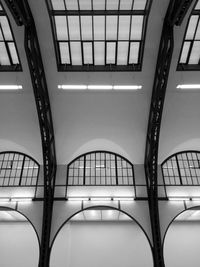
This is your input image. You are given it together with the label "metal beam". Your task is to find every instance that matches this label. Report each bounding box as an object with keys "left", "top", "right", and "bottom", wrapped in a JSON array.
[
  {"left": 4, "top": 1, "right": 57, "bottom": 267},
  {"left": 144, "top": 0, "right": 194, "bottom": 266}
]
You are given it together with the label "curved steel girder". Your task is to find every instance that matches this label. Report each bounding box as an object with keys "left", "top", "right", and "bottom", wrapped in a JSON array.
[
  {"left": 145, "top": 0, "right": 194, "bottom": 266},
  {"left": 4, "top": 0, "right": 57, "bottom": 266}
]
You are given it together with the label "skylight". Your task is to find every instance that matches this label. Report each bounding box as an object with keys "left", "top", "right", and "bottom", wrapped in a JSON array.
[
  {"left": 178, "top": 0, "right": 200, "bottom": 70},
  {"left": 47, "top": 0, "right": 151, "bottom": 71},
  {"left": 0, "top": 2, "right": 21, "bottom": 71}
]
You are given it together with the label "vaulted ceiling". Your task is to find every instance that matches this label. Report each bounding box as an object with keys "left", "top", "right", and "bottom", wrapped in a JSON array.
[{"left": 0, "top": 0, "right": 200, "bottom": 166}]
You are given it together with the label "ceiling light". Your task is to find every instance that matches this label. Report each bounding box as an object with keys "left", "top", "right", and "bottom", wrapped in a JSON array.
[
  {"left": 67, "top": 197, "right": 89, "bottom": 201},
  {"left": 113, "top": 85, "right": 142, "bottom": 90},
  {"left": 88, "top": 85, "right": 112, "bottom": 90},
  {"left": 113, "top": 197, "right": 135, "bottom": 201},
  {"left": 11, "top": 198, "right": 32, "bottom": 202},
  {"left": 177, "top": 84, "right": 200, "bottom": 89},
  {"left": 58, "top": 85, "right": 87, "bottom": 90},
  {"left": 0, "top": 85, "right": 22, "bottom": 90},
  {"left": 168, "top": 197, "right": 190, "bottom": 201},
  {"left": 90, "top": 197, "right": 112, "bottom": 201}
]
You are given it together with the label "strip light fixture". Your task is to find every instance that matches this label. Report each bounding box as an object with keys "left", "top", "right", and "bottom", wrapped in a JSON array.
[
  {"left": 168, "top": 197, "right": 190, "bottom": 201},
  {"left": 0, "top": 85, "right": 22, "bottom": 90},
  {"left": 177, "top": 84, "right": 200, "bottom": 89},
  {"left": 67, "top": 196, "right": 135, "bottom": 201},
  {"left": 58, "top": 85, "right": 142, "bottom": 90},
  {"left": 0, "top": 197, "right": 32, "bottom": 202}
]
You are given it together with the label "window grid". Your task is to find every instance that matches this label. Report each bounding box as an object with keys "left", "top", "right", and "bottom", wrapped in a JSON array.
[
  {"left": 67, "top": 151, "right": 135, "bottom": 186},
  {"left": 162, "top": 151, "right": 200, "bottom": 185},
  {"left": 178, "top": 0, "right": 200, "bottom": 70},
  {"left": 0, "top": 2, "right": 21, "bottom": 71},
  {"left": 0, "top": 152, "right": 39, "bottom": 187},
  {"left": 46, "top": 0, "right": 151, "bottom": 71}
]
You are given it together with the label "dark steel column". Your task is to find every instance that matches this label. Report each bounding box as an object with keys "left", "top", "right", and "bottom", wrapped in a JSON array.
[
  {"left": 4, "top": 1, "right": 57, "bottom": 266},
  {"left": 144, "top": 0, "right": 194, "bottom": 266}
]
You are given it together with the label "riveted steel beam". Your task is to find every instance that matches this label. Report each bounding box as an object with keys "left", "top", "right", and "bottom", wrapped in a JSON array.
[
  {"left": 145, "top": 0, "right": 194, "bottom": 266},
  {"left": 4, "top": 0, "right": 57, "bottom": 266}
]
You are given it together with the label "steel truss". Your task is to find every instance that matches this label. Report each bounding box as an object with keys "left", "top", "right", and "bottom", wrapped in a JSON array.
[
  {"left": 145, "top": 0, "right": 194, "bottom": 266},
  {"left": 4, "top": 0, "right": 57, "bottom": 266}
]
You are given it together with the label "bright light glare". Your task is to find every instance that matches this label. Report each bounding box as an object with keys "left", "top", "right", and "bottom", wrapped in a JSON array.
[
  {"left": 168, "top": 197, "right": 190, "bottom": 201},
  {"left": 11, "top": 198, "right": 32, "bottom": 202},
  {"left": 0, "top": 85, "right": 22, "bottom": 90},
  {"left": 67, "top": 197, "right": 89, "bottom": 201},
  {"left": 58, "top": 85, "right": 87, "bottom": 90},
  {"left": 58, "top": 85, "right": 142, "bottom": 90},
  {"left": 0, "top": 198, "right": 10, "bottom": 202},
  {"left": 113, "top": 197, "right": 134, "bottom": 201},
  {"left": 192, "top": 198, "right": 200, "bottom": 201},
  {"left": 177, "top": 84, "right": 200, "bottom": 89},
  {"left": 90, "top": 197, "right": 112, "bottom": 201},
  {"left": 113, "top": 85, "right": 142, "bottom": 90}
]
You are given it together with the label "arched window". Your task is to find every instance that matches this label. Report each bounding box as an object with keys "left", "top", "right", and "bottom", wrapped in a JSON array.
[
  {"left": 0, "top": 151, "right": 39, "bottom": 186},
  {"left": 0, "top": 1, "right": 21, "bottom": 71},
  {"left": 161, "top": 151, "right": 200, "bottom": 185},
  {"left": 178, "top": 0, "right": 200, "bottom": 70},
  {"left": 67, "top": 151, "right": 135, "bottom": 186}
]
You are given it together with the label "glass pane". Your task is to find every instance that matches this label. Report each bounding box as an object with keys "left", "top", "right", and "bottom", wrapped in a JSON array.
[
  {"left": 133, "top": 0, "right": 147, "bottom": 10},
  {"left": 59, "top": 42, "right": 70, "bottom": 63},
  {"left": 8, "top": 42, "right": 19, "bottom": 64},
  {"left": 83, "top": 42, "right": 93, "bottom": 64},
  {"left": 93, "top": 0, "right": 105, "bottom": 9},
  {"left": 106, "top": 42, "right": 116, "bottom": 64},
  {"left": 131, "top": 16, "right": 143, "bottom": 40},
  {"left": 106, "top": 16, "right": 118, "bottom": 40},
  {"left": 81, "top": 16, "right": 92, "bottom": 40},
  {"left": 189, "top": 41, "right": 200, "bottom": 64},
  {"left": 68, "top": 16, "right": 80, "bottom": 40},
  {"left": 129, "top": 42, "right": 139, "bottom": 63},
  {"left": 195, "top": 20, "right": 200, "bottom": 39},
  {"left": 94, "top": 16, "right": 105, "bottom": 40},
  {"left": 195, "top": 0, "right": 200, "bottom": 10},
  {"left": 0, "top": 42, "right": 10, "bottom": 65},
  {"left": 118, "top": 16, "right": 130, "bottom": 40},
  {"left": 107, "top": 0, "right": 119, "bottom": 10},
  {"left": 120, "top": 0, "right": 133, "bottom": 10},
  {"left": 186, "top": 15, "right": 198, "bottom": 40},
  {"left": 117, "top": 41, "right": 128, "bottom": 64},
  {"left": 79, "top": 0, "right": 91, "bottom": 9},
  {"left": 51, "top": 0, "right": 65, "bottom": 10},
  {"left": 94, "top": 42, "right": 105, "bottom": 65},
  {"left": 180, "top": 42, "right": 190, "bottom": 63},
  {"left": 70, "top": 41, "right": 82, "bottom": 64},
  {"left": 55, "top": 16, "right": 68, "bottom": 40},
  {"left": 65, "top": 0, "right": 78, "bottom": 9},
  {"left": 0, "top": 17, "right": 12, "bottom": 40}
]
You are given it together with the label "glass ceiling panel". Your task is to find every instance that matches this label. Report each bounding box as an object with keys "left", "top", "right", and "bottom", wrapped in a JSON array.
[
  {"left": 178, "top": 0, "right": 200, "bottom": 70},
  {"left": 0, "top": 1, "right": 21, "bottom": 71},
  {"left": 48, "top": 0, "right": 151, "bottom": 71}
]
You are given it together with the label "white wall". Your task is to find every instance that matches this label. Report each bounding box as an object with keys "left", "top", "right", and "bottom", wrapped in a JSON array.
[
  {"left": 50, "top": 221, "right": 153, "bottom": 267},
  {"left": 0, "top": 222, "right": 39, "bottom": 267},
  {"left": 164, "top": 221, "right": 200, "bottom": 267}
]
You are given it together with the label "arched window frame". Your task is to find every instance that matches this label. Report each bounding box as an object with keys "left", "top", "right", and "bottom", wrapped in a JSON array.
[
  {"left": 161, "top": 150, "right": 200, "bottom": 186},
  {"left": 0, "top": 151, "right": 40, "bottom": 187},
  {"left": 66, "top": 150, "right": 135, "bottom": 186}
]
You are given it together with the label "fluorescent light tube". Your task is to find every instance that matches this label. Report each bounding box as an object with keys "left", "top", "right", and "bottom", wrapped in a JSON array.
[
  {"left": 177, "top": 84, "right": 200, "bottom": 89},
  {"left": 88, "top": 85, "right": 112, "bottom": 90},
  {"left": 0, "top": 85, "right": 22, "bottom": 90},
  {"left": 113, "top": 197, "right": 134, "bottom": 201},
  {"left": 11, "top": 198, "right": 32, "bottom": 202},
  {"left": 58, "top": 85, "right": 87, "bottom": 90},
  {"left": 67, "top": 197, "right": 89, "bottom": 201},
  {"left": 113, "top": 85, "right": 142, "bottom": 90},
  {"left": 90, "top": 197, "right": 112, "bottom": 201},
  {"left": 168, "top": 197, "right": 190, "bottom": 201},
  {"left": 0, "top": 198, "right": 10, "bottom": 202}
]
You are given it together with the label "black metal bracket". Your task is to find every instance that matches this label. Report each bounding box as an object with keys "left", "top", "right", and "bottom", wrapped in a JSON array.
[
  {"left": 4, "top": 0, "right": 57, "bottom": 267},
  {"left": 144, "top": 0, "right": 194, "bottom": 266}
]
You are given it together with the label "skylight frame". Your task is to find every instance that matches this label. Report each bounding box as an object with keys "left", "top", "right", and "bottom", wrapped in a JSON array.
[
  {"left": 46, "top": 0, "right": 152, "bottom": 71},
  {"left": 0, "top": 2, "right": 22, "bottom": 71},
  {"left": 177, "top": 0, "right": 200, "bottom": 71}
]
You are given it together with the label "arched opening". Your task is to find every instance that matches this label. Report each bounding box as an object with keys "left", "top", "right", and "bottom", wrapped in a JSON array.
[
  {"left": 0, "top": 207, "right": 40, "bottom": 267},
  {"left": 50, "top": 206, "right": 153, "bottom": 267},
  {"left": 163, "top": 206, "right": 200, "bottom": 267}
]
